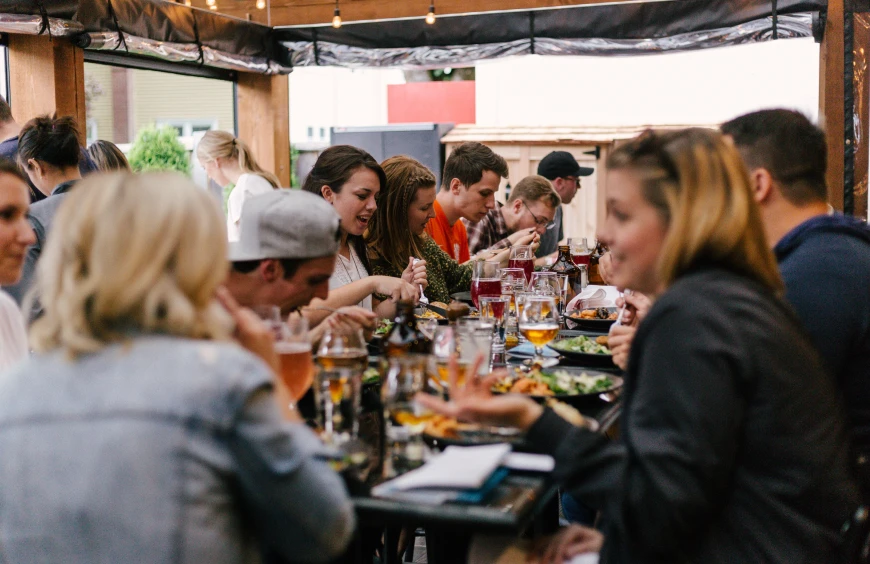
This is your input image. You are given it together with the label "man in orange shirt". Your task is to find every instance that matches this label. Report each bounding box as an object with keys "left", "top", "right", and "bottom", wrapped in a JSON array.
[{"left": 426, "top": 142, "right": 509, "bottom": 262}]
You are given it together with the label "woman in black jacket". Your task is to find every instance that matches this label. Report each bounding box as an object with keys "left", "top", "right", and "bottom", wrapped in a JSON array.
[{"left": 421, "top": 128, "right": 860, "bottom": 564}]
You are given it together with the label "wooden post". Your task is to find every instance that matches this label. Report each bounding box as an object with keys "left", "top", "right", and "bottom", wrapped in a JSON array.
[
  {"left": 852, "top": 10, "right": 870, "bottom": 220},
  {"left": 236, "top": 73, "right": 291, "bottom": 187},
  {"left": 7, "top": 34, "right": 86, "bottom": 145},
  {"left": 820, "top": 0, "right": 846, "bottom": 212}
]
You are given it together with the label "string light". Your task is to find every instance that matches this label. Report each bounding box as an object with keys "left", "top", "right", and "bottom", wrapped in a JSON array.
[
  {"left": 256, "top": 0, "right": 265, "bottom": 8},
  {"left": 184, "top": 0, "right": 191, "bottom": 5},
  {"left": 206, "top": 0, "right": 215, "bottom": 5},
  {"left": 209, "top": 4, "right": 217, "bottom": 9},
  {"left": 332, "top": 0, "right": 342, "bottom": 28},
  {"left": 425, "top": 2, "right": 436, "bottom": 24}
]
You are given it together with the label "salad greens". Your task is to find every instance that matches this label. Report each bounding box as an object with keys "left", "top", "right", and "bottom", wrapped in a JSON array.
[
  {"left": 538, "top": 369, "right": 614, "bottom": 395},
  {"left": 374, "top": 320, "right": 393, "bottom": 337},
  {"left": 550, "top": 335, "right": 611, "bottom": 355}
]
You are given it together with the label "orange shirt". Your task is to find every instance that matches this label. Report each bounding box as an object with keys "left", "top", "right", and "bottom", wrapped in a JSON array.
[{"left": 425, "top": 199, "right": 471, "bottom": 263}]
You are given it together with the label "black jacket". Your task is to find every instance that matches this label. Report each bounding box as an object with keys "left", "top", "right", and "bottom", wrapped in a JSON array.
[
  {"left": 527, "top": 266, "right": 859, "bottom": 564},
  {"left": 774, "top": 213, "right": 870, "bottom": 455}
]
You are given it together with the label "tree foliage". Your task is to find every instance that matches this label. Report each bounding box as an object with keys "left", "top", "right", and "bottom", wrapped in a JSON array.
[{"left": 128, "top": 125, "right": 190, "bottom": 174}]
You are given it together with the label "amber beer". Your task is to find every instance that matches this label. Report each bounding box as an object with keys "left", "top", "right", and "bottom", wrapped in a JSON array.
[
  {"left": 276, "top": 342, "right": 315, "bottom": 401},
  {"left": 434, "top": 360, "right": 470, "bottom": 388},
  {"left": 520, "top": 324, "right": 560, "bottom": 347},
  {"left": 316, "top": 350, "right": 367, "bottom": 403}
]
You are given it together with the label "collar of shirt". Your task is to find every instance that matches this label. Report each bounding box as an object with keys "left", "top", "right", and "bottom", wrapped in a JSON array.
[{"left": 51, "top": 180, "right": 77, "bottom": 196}]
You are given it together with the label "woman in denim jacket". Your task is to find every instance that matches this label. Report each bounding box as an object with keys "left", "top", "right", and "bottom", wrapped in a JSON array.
[{"left": 0, "top": 172, "right": 354, "bottom": 563}]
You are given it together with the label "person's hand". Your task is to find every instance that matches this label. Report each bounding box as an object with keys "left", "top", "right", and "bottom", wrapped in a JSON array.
[
  {"left": 215, "top": 287, "right": 278, "bottom": 374},
  {"left": 598, "top": 252, "right": 614, "bottom": 285},
  {"left": 325, "top": 306, "right": 378, "bottom": 337},
  {"left": 372, "top": 276, "right": 419, "bottom": 303},
  {"left": 615, "top": 290, "right": 652, "bottom": 327},
  {"left": 415, "top": 355, "right": 544, "bottom": 431},
  {"left": 401, "top": 257, "right": 428, "bottom": 289},
  {"left": 508, "top": 227, "right": 537, "bottom": 246},
  {"left": 607, "top": 324, "right": 636, "bottom": 371},
  {"left": 532, "top": 525, "right": 604, "bottom": 564}
]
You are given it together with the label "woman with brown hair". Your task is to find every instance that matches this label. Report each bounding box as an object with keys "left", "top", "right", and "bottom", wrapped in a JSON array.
[
  {"left": 196, "top": 130, "right": 280, "bottom": 241},
  {"left": 367, "top": 155, "right": 471, "bottom": 304},
  {"left": 423, "top": 128, "right": 859, "bottom": 564}
]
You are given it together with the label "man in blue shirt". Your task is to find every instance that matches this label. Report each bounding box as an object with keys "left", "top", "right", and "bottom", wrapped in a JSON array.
[{"left": 723, "top": 110, "right": 870, "bottom": 474}]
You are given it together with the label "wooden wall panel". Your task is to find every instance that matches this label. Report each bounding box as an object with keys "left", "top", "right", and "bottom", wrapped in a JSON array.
[
  {"left": 820, "top": 0, "right": 845, "bottom": 211},
  {"left": 237, "top": 73, "right": 291, "bottom": 186}
]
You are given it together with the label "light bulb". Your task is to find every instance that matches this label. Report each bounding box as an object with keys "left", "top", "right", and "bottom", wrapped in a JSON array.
[
  {"left": 332, "top": 12, "right": 342, "bottom": 28},
  {"left": 209, "top": 3, "right": 217, "bottom": 9},
  {"left": 206, "top": 0, "right": 215, "bottom": 5},
  {"left": 425, "top": 11, "right": 435, "bottom": 24},
  {"left": 184, "top": 0, "right": 191, "bottom": 5},
  {"left": 256, "top": 0, "right": 265, "bottom": 8}
]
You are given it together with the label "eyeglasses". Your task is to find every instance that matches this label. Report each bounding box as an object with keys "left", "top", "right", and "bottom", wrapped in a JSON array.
[
  {"left": 561, "top": 176, "right": 580, "bottom": 186},
  {"left": 521, "top": 200, "right": 553, "bottom": 228}
]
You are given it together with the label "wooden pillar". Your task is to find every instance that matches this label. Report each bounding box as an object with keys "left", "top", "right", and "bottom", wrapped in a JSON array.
[
  {"left": 820, "top": 0, "right": 846, "bottom": 212},
  {"left": 7, "top": 34, "right": 86, "bottom": 145},
  {"left": 852, "top": 10, "right": 870, "bottom": 220},
  {"left": 236, "top": 73, "right": 291, "bottom": 187}
]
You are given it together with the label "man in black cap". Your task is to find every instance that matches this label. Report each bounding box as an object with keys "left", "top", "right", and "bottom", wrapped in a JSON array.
[{"left": 536, "top": 151, "right": 594, "bottom": 258}]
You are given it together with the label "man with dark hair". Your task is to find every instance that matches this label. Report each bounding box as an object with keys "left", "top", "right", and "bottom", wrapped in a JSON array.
[
  {"left": 463, "top": 174, "right": 556, "bottom": 255},
  {"left": 723, "top": 109, "right": 870, "bottom": 470},
  {"left": 425, "top": 142, "right": 509, "bottom": 262},
  {"left": 536, "top": 151, "right": 594, "bottom": 257},
  {"left": 0, "top": 97, "right": 97, "bottom": 201},
  {"left": 225, "top": 189, "right": 375, "bottom": 339}
]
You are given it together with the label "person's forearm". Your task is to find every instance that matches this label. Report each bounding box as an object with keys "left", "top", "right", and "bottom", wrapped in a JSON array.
[
  {"left": 306, "top": 278, "right": 375, "bottom": 325},
  {"left": 374, "top": 299, "right": 397, "bottom": 319}
]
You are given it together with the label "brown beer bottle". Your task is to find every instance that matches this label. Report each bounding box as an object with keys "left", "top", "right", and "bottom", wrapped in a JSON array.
[
  {"left": 384, "top": 301, "right": 433, "bottom": 357},
  {"left": 545, "top": 245, "right": 582, "bottom": 301}
]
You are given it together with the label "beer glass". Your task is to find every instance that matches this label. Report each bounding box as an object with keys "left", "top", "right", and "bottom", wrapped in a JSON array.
[
  {"left": 471, "top": 260, "right": 501, "bottom": 309},
  {"left": 480, "top": 295, "right": 511, "bottom": 348},
  {"left": 276, "top": 315, "right": 314, "bottom": 411},
  {"left": 500, "top": 267, "right": 527, "bottom": 316},
  {"left": 382, "top": 354, "right": 433, "bottom": 473},
  {"left": 315, "top": 326, "right": 367, "bottom": 444},
  {"left": 518, "top": 295, "right": 559, "bottom": 364},
  {"left": 508, "top": 244, "right": 534, "bottom": 283}
]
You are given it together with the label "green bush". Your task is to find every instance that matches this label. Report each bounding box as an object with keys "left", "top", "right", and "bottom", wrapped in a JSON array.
[{"left": 128, "top": 125, "right": 190, "bottom": 174}]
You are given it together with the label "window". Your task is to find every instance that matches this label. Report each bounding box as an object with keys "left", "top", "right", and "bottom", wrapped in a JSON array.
[
  {"left": 157, "top": 120, "right": 218, "bottom": 138},
  {"left": 307, "top": 126, "right": 314, "bottom": 139}
]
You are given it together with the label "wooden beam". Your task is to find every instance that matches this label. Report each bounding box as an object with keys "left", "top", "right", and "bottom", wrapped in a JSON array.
[
  {"left": 200, "top": 0, "right": 647, "bottom": 27},
  {"left": 236, "top": 73, "right": 291, "bottom": 186},
  {"left": 820, "top": 0, "right": 845, "bottom": 212},
  {"left": 7, "top": 34, "right": 86, "bottom": 145},
  {"left": 852, "top": 12, "right": 870, "bottom": 220}
]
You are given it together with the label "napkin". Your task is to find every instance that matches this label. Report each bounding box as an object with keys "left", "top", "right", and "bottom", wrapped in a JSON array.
[
  {"left": 379, "top": 444, "right": 511, "bottom": 492},
  {"left": 566, "top": 285, "right": 620, "bottom": 312},
  {"left": 506, "top": 342, "right": 560, "bottom": 359}
]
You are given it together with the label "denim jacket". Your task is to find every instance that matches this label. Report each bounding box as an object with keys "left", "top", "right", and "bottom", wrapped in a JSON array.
[{"left": 0, "top": 335, "right": 354, "bottom": 563}]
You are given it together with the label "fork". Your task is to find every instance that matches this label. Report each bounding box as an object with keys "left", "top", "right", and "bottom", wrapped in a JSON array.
[
  {"left": 612, "top": 289, "right": 633, "bottom": 327},
  {"left": 412, "top": 258, "right": 429, "bottom": 308}
]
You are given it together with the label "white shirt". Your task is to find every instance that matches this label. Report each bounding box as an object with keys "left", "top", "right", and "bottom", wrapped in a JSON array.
[
  {"left": 0, "top": 290, "right": 27, "bottom": 371},
  {"left": 226, "top": 174, "right": 275, "bottom": 241},
  {"left": 328, "top": 244, "right": 372, "bottom": 311}
]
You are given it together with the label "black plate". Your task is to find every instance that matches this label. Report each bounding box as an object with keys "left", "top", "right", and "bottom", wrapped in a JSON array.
[
  {"left": 563, "top": 307, "right": 618, "bottom": 332},
  {"left": 548, "top": 337, "right": 616, "bottom": 368},
  {"left": 498, "top": 367, "right": 623, "bottom": 407},
  {"left": 423, "top": 425, "right": 525, "bottom": 449},
  {"left": 450, "top": 291, "right": 474, "bottom": 305}
]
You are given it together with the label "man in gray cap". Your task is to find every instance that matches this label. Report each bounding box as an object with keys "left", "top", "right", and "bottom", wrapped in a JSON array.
[
  {"left": 536, "top": 151, "right": 595, "bottom": 258},
  {"left": 225, "top": 189, "right": 375, "bottom": 333}
]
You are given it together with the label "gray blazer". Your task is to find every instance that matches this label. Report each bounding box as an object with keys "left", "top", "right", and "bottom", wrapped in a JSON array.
[{"left": 0, "top": 335, "right": 354, "bottom": 563}]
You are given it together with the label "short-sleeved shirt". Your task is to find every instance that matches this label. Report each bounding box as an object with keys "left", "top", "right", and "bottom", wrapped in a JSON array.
[
  {"left": 226, "top": 174, "right": 275, "bottom": 241},
  {"left": 424, "top": 199, "right": 470, "bottom": 263}
]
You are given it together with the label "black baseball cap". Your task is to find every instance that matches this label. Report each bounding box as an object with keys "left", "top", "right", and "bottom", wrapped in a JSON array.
[{"left": 537, "top": 151, "right": 595, "bottom": 180}]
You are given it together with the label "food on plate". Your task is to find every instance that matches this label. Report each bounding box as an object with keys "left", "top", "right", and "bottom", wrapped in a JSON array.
[
  {"left": 424, "top": 414, "right": 461, "bottom": 438},
  {"left": 417, "top": 308, "right": 445, "bottom": 320},
  {"left": 570, "top": 307, "right": 618, "bottom": 320},
  {"left": 550, "top": 335, "right": 612, "bottom": 355},
  {"left": 494, "top": 367, "right": 614, "bottom": 396},
  {"left": 374, "top": 319, "right": 393, "bottom": 336},
  {"left": 446, "top": 300, "right": 471, "bottom": 321},
  {"left": 595, "top": 335, "right": 609, "bottom": 347}
]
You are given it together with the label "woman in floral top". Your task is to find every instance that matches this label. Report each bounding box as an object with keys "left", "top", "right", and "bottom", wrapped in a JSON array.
[{"left": 367, "top": 156, "right": 472, "bottom": 304}]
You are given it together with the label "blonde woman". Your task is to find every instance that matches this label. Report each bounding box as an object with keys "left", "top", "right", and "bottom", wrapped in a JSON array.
[
  {"left": 424, "top": 129, "right": 859, "bottom": 564},
  {"left": 196, "top": 130, "right": 280, "bottom": 241},
  {"left": 0, "top": 172, "right": 353, "bottom": 562},
  {"left": 86, "top": 140, "right": 131, "bottom": 172}
]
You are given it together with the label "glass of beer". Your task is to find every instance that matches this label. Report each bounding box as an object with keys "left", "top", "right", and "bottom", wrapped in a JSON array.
[
  {"left": 315, "top": 326, "right": 367, "bottom": 444},
  {"left": 382, "top": 354, "right": 434, "bottom": 474},
  {"left": 276, "top": 315, "right": 314, "bottom": 410},
  {"left": 518, "top": 295, "right": 560, "bottom": 364}
]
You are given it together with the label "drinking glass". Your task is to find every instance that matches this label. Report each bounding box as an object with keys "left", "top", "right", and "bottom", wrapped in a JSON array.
[
  {"left": 471, "top": 261, "right": 501, "bottom": 309},
  {"left": 529, "top": 271, "right": 561, "bottom": 312},
  {"left": 430, "top": 325, "right": 460, "bottom": 393},
  {"left": 518, "top": 295, "right": 560, "bottom": 364},
  {"left": 568, "top": 237, "right": 592, "bottom": 266},
  {"left": 508, "top": 245, "right": 535, "bottom": 284},
  {"left": 479, "top": 295, "right": 511, "bottom": 348},
  {"left": 276, "top": 315, "right": 314, "bottom": 411},
  {"left": 417, "top": 317, "right": 438, "bottom": 340},
  {"left": 382, "top": 354, "right": 433, "bottom": 473},
  {"left": 253, "top": 304, "right": 283, "bottom": 340},
  {"left": 315, "top": 326, "right": 367, "bottom": 444},
  {"left": 500, "top": 267, "right": 527, "bottom": 316},
  {"left": 456, "top": 317, "right": 494, "bottom": 378}
]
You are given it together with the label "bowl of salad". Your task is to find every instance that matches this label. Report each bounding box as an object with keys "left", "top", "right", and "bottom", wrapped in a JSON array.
[
  {"left": 494, "top": 366, "right": 622, "bottom": 405},
  {"left": 547, "top": 334, "right": 616, "bottom": 367}
]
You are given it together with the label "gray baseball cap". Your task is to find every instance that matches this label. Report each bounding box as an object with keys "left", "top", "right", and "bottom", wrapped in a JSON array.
[{"left": 228, "top": 189, "right": 341, "bottom": 262}]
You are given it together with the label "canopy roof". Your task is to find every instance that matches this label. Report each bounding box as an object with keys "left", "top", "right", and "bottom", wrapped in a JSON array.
[{"left": 0, "top": 0, "right": 827, "bottom": 73}]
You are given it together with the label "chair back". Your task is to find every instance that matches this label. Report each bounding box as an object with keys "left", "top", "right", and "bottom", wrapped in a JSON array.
[{"left": 842, "top": 506, "right": 870, "bottom": 564}]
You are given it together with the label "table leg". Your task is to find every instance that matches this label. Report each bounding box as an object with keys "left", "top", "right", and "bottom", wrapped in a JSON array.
[
  {"left": 383, "top": 526, "right": 401, "bottom": 564},
  {"left": 425, "top": 529, "right": 470, "bottom": 564}
]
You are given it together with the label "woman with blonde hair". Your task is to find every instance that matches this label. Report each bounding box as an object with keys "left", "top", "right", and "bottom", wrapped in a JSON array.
[
  {"left": 368, "top": 155, "right": 471, "bottom": 304},
  {"left": 86, "top": 140, "right": 131, "bottom": 172},
  {"left": 0, "top": 172, "right": 354, "bottom": 562},
  {"left": 423, "top": 129, "right": 859, "bottom": 564},
  {"left": 196, "top": 130, "right": 280, "bottom": 241}
]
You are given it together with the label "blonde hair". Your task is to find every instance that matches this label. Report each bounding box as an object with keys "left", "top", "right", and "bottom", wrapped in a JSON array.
[
  {"left": 86, "top": 140, "right": 131, "bottom": 173},
  {"left": 508, "top": 175, "right": 561, "bottom": 208},
  {"left": 608, "top": 128, "right": 783, "bottom": 294},
  {"left": 29, "top": 172, "right": 233, "bottom": 357},
  {"left": 196, "top": 130, "right": 280, "bottom": 188}
]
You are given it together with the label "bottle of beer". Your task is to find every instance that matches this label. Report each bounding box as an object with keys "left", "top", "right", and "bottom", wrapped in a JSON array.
[
  {"left": 544, "top": 245, "right": 582, "bottom": 302},
  {"left": 384, "top": 301, "right": 433, "bottom": 357}
]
